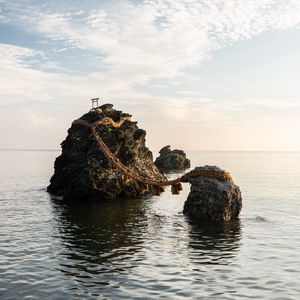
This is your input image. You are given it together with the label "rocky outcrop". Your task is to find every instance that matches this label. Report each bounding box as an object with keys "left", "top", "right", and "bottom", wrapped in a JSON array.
[
  {"left": 154, "top": 145, "right": 191, "bottom": 173},
  {"left": 47, "top": 104, "right": 166, "bottom": 200},
  {"left": 183, "top": 166, "right": 242, "bottom": 221}
]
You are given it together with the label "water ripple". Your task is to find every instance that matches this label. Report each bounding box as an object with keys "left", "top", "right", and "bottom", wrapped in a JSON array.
[{"left": 1, "top": 151, "right": 300, "bottom": 299}]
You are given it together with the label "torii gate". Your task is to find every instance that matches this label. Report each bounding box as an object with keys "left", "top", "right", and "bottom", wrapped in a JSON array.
[{"left": 91, "top": 98, "right": 99, "bottom": 109}]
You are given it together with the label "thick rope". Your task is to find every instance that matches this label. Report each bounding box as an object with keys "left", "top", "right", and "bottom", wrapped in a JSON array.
[{"left": 72, "top": 118, "right": 232, "bottom": 191}]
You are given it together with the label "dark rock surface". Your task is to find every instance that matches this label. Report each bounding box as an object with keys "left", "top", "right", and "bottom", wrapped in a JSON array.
[
  {"left": 183, "top": 166, "right": 242, "bottom": 221},
  {"left": 154, "top": 145, "right": 191, "bottom": 173},
  {"left": 47, "top": 104, "right": 166, "bottom": 200}
]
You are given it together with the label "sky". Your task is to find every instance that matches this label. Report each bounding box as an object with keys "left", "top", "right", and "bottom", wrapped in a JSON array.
[{"left": 0, "top": 0, "right": 300, "bottom": 151}]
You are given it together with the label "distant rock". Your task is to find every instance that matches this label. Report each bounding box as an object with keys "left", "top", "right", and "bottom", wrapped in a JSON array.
[
  {"left": 183, "top": 166, "right": 242, "bottom": 222},
  {"left": 47, "top": 104, "right": 166, "bottom": 200},
  {"left": 154, "top": 145, "right": 191, "bottom": 173}
]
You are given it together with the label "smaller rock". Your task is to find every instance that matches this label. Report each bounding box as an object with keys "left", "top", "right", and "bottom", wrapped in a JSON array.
[
  {"left": 155, "top": 145, "right": 191, "bottom": 173},
  {"left": 183, "top": 166, "right": 242, "bottom": 222}
]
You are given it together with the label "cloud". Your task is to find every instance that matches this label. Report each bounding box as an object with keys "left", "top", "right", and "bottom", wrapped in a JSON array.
[
  {"left": 3, "top": 1, "right": 300, "bottom": 82},
  {"left": 27, "top": 111, "right": 56, "bottom": 127},
  {"left": 2, "top": 0, "right": 300, "bottom": 87},
  {"left": 1, "top": 1, "right": 300, "bottom": 149},
  {"left": 0, "top": 44, "right": 51, "bottom": 101},
  {"left": 0, "top": 43, "right": 42, "bottom": 63},
  {"left": 0, "top": 7, "right": 6, "bottom": 22},
  {"left": 243, "top": 98, "right": 300, "bottom": 109}
]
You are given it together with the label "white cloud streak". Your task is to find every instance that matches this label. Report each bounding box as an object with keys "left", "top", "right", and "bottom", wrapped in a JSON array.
[
  {"left": 2, "top": 1, "right": 300, "bottom": 90},
  {"left": 4, "top": 0, "right": 300, "bottom": 85},
  {"left": 1, "top": 0, "right": 300, "bottom": 149}
]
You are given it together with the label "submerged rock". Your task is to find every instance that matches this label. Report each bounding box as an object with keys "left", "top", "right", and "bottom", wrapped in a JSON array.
[
  {"left": 183, "top": 166, "right": 242, "bottom": 221},
  {"left": 154, "top": 145, "right": 191, "bottom": 173},
  {"left": 47, "top": 104, "right": 166, "bottom": 200}
]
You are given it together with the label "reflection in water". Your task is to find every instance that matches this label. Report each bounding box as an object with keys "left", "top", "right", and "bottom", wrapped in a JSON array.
[
  {"left": 2, "top": 151, "right": 300, "bottom": 299},
  {"left": 50, "top": 194, "right": 243, "bottom": 293},
  {"left": 187, "top": 219, "right": 242, "bottom": 265},
  {"left": 51, "top": 197, "right": 150, "bottom": 284}
]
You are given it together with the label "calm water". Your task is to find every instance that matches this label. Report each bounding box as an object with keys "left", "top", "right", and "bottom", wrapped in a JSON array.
[{"left": 0, "top": 150, "right": 300, "bottom": 299}]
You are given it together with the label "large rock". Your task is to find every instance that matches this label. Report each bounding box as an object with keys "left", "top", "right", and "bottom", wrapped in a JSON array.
[
  {"left": 47, "top": 104, "right": 166, "bottom": 200},
  {"left": 183, "top": 166, "right": 242, "bottom": 221},
  {"left": 154, "top": 145, "right": 191, "bottom": 173}
]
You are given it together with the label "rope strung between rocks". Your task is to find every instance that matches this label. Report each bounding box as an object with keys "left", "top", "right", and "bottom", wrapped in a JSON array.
[{"left": 72, "top": 118, "right": 232, "bottom": 194}]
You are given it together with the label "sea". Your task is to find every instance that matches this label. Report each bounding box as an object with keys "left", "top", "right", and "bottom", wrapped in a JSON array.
[{"left": 0, "top": 150, "right": 299, "bottom": 299}]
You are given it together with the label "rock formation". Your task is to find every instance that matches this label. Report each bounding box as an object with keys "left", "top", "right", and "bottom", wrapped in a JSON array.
[
  {"left": 154, "top": 145, "right": 191, "bottom": 173},
  {"left": 47, "top": 104, "right": 166, "bottom": 200},
  {"left": 183, "top": 166, "right": 242, "bottom": 221}
]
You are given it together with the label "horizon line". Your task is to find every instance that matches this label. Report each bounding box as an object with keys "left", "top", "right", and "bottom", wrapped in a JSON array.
[{"left": 0, "top": 148, "right": 300, "bottom": 153}]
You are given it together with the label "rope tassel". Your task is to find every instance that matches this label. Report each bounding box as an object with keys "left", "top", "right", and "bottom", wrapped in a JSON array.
[
  {"left": 139, "top": 183, "right": 148, "bottom": 193},
  {"left": 151, "top": 185, "right": 162, "bottom": 196},
  {"left": 171, "top": 182, "right": 183, "bottom": 195}
]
